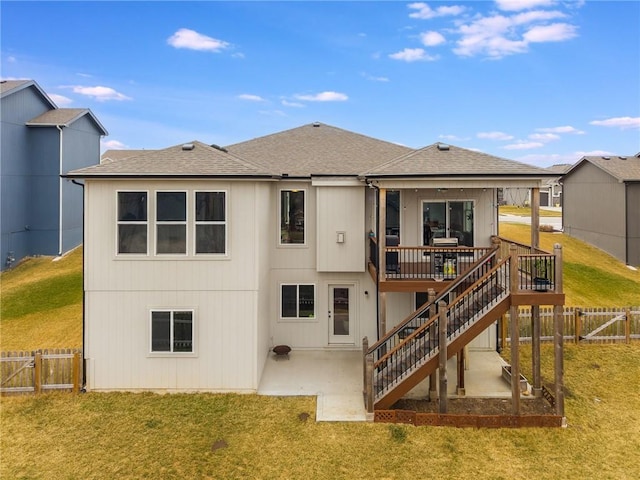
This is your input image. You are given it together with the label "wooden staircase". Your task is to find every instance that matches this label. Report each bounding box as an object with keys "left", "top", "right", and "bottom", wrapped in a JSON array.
[{"left": 367, "top": 250, "right": 512, "bottom": 410}]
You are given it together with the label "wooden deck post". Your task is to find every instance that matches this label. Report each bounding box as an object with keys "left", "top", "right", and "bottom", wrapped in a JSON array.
[
  {"left": 365, "top": 353, "right": 374, "bottom": 414},
  {"left": 457, "top": 349, "right": 465, "bottom": 396},
  {"left": 428, "top": 288, "right": 437, "bottom": 401},
  {"left": 438, "top": 301, "right": 448, "bottom": 413},
  {"left": 531, "top": 187, "right": 540, "bottom": 251},
  {"left": 553, "top": 243, "right": 565, "bottom": 418},
  {"left": 509, "top": 242, "right": 520, "bottom": 414},
  {"left": 531, "top": 304, "right": 542, "bottom": 398},
  {"left": 378, "top": 188, "right": 387, "bottom": 337}
]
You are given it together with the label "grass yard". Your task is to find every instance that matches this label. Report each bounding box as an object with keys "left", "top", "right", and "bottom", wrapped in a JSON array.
[
  {"left": 1, "top": 344, "right": 639, "bottom": 479},
  {"left": 499, "top": 205, "right": 563, "bottom": 217}
]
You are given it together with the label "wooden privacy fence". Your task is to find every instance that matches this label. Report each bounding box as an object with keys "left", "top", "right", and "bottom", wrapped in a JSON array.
[
  {"left": 502, "top": 306, "right": 640, "bottom": 345},
  {"left": 0, "top": 348, "right": 82, "bottom": 395}
]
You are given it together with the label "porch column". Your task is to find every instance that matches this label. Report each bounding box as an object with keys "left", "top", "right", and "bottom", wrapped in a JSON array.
[
  {"left": 509, "top": 244, "right": 521, "bottom": 415},
  {"left": 378, "top": 188, "right": 387, "bottom": 337},
  {"left": 531, "top": 305, "right": 542, "bottom": 398},
  {"left": 553, "top": 243, "right": 565, "bottom": 418},
  {"left": 428, "top": 288, "right": 437, "bottom": 401},
  {"left": 438, "top": 301, "right": 448, "bottom": 413},
  {"left": 531, "top": 187, "right": 540, "bottom": 251}
]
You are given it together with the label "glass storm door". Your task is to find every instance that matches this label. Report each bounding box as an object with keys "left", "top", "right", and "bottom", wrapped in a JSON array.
[{"left": 328, "top": 285, "right": 355, "bottom": 344}]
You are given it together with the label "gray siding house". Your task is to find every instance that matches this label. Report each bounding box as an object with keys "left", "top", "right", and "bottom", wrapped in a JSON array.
[
  {"left": 562, "top": 154, "right": 640, "bottom": 267},
  {"left": 0, "top": 79, "right": 107, "bottom": 269}
]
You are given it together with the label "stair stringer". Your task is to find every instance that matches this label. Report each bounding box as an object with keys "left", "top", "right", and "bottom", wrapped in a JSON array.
[{"left": 374, "top": 295, "right": 511, "bottom": 410}]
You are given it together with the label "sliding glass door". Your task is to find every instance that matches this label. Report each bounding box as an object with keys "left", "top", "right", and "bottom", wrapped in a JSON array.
[{"left": 422, "top": 201, "right": 474, "bottom": 246}]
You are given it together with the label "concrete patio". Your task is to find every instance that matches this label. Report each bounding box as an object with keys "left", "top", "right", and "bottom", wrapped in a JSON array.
[{"left": 258, "top": 348, "right": 518, "bottom": 422}]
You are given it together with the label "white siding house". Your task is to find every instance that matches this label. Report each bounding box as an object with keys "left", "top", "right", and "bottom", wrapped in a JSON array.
[{"left": 66, "top": 124, "right": 557, "bottom": 393}]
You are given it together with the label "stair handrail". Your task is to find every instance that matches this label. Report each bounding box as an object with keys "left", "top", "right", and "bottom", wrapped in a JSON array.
[
  {"left": 373, "top": 257, "right": 510, "bottom": 369},
  {"left": 367, "top": 245, "right": 499, "bottom": 355}
]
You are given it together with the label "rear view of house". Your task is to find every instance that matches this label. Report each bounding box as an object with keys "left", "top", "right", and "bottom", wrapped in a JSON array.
[
  {"left": 0, "top": 79, "right": 107, "bottom": 269},
  {"left": 66, "top": 123, "right": 564, "bottom": 415}
]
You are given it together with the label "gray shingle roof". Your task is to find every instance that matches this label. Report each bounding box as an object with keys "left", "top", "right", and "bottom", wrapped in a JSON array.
[
  {"left": 225, "top": 122, "right": 412, "bottom": 176},
  {"left": 68, "top": 141, "right": 271, "bottom": 177},
  {"left": 567, "top": 155, "right": 640, "bottom": 182},
  {"left": 365, "top": 143, "right": 555, "bottom": 177},
  {"left": 101, "top": 149, "right": 156, "bottom": 163},
  {"left": 26, "top": 108, "right": 108, "bottom": 135},
  {"left": 0, "top": 79, "right": 32, "bottom": 96}
]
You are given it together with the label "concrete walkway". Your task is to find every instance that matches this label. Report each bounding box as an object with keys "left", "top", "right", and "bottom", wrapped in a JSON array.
[{"left": 258, "top": 349, "right": 517, "bottom": 422}]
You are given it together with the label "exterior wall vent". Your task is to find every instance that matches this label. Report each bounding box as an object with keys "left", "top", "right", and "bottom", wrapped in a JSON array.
[{"left": 182, "top": 143, "right": 195, "bottom": 151}]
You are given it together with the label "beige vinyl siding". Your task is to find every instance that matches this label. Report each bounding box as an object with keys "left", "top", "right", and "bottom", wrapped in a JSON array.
[
  {"left": 316, "top": 186, "right": 365, "bottom": 272},
  {"left": 83, "top": 179, "right": 265, "bottom": 391},
  {"left": 564, "top": 163, "right": 627, "bottom": 263}
]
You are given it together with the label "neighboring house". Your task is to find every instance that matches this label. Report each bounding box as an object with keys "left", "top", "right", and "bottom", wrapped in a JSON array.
[
  {"left": 66, "top": 123, "right": 563, "bottom": 409},
  {"left": 501, "top": 163, "right": 570, "bottom": 207},
  {"left": 0, "top": 79, "right": 107, "bottom": 269},
  {"left": 562, "top": 154, "right": 640, "bottom": 267}
]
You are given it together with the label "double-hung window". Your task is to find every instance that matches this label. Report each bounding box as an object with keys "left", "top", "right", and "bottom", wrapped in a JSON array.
[
  {"left": 281, "top": 284, "right": 315, "bottom": 319},
  {"left": 156, "top": 192, "right": 187, "bottom": 254},
  {"left": 195, "top": 191, "right": 226, "bottom": 254},
  {"left": 280, "top": 190, "right": 305, "bottom": 244},
  {"left": 117, "top": 192, "right": 148, "bottom": 254},
  {"left": 150, "top": 310, "right": 194, "bottom": 353}
]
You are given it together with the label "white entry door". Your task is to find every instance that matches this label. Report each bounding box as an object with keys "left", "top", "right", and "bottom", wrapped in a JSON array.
[{"left": 328, "top": 284, "right": 355, "bottom": 344}]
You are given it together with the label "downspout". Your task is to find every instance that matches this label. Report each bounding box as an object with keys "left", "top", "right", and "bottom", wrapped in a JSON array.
[
  {"left": 71, "top": 178, "right": 87, "bottom": 390},
  {"left": 56, "top": 125, "right": 64, "bottom": 256}
]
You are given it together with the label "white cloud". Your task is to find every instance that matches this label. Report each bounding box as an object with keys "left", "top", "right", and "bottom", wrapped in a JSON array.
[
  {"left": 101, "top": 139, "right": 128, "bottom": 150},
  {"left": 495, "top": 0, "right": 556, "bottom": 12},
  {"left": 408, "top": 2, "right": 466, "bottom": 19},
  {"left": 528, "top": 133, "right": 560, "bottom": 142},
  {"left": 7, "top": 56, "right": 17, "bottom": 63},
  {"left": 477, "top": 131, "right": 514, "bottom": 141},
  {"left": 590, "top": 116, "right": 640, "bottom": 129},
  {"left": 238, "top": 94, "right": 265, "bottom": 102},
  {"left": 49, "top": 93, "right": 73, "bottom": 106},
  {"left": 439, "top": 134, "right": 467, "bottom": 142},
  {"left": 281, "top": 100, "right": 305, "bottom": 108},
  {"left": 536, "top": 125, "right": 585, "bottom": 134},
  {"left": 167, "top": 28, "right": 230, "bottom": 52},
  {"left": 420, "top": 31, "right": 446, "bottom": 46},
  {"left": 523, "top": 23, "right": 577, "bottom": 42},
  {"left": 389, "top": 47, "right": 438, "bottom": 62},
  {"left": 72, "top": 85, "right": 131, "bottom": 102},
  {"left": 503, "top": 141, "right": 544, "bottom": 150},
  {"left": 294, "top": 91, "right": 348, "bottom": 102}
]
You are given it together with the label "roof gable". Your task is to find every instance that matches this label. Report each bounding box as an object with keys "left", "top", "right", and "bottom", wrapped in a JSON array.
[
  {"left": 564, "top": 155, "right": 640, "bottom": 182},
  {"left": 0, "top": 79, "right": 57, "bottom": 109},
  {"left": 365, "top": 143, "right": 554, "bottom": 178},
  {"left": 226, "top": 122, "right": 412, "bottom": 176},
  {"left": 26, "top": 108, "right": 108, "bottom": 135},
  {"left": 67, "top": 141, "right": 270, "bottom": 177}
]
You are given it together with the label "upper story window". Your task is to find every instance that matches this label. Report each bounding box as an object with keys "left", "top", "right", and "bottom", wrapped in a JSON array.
[
  {"left": 280, "top": 190, "right": 305, "bottom": 244},
  {"left": 156, "top": 192, "right": 187, "bottom": 255},
  {"left": 195, "top": 191, "right": 226, "bottom": 254},
  {"left": 117, "top": 191, "right": 148, "bottom": 254}
]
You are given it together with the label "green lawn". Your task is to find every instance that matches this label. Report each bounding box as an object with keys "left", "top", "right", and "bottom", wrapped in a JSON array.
[
  {"left": 2, "top": 344, "right": 639, "bottom": 479},
  {"left": 499, "top": 205, "right": 563, "bottom": 217}
]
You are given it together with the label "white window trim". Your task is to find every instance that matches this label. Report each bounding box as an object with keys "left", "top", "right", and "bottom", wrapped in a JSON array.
[
  {"left": 155, "top": 190, "right": 188, "bottom": 256},
  {"left": 279, "top": 188, "right": 307, "bottom": 246},
  {"left": 148, "top": 308, "right": 197, "bottom": 357},
  {"left": 194, "top": 190, "right": 228, "bottom": 256},
  {"left": 279, "top": 283, "right": 316, "bottom": 322},
  {"left": 116, "top": 190, "right": 149, "bottom": 256}
]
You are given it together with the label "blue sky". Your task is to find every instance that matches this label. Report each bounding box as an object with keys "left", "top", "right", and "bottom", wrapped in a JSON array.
[{"left": 2, "top": 0, "right": 639, "bottom": 167}]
